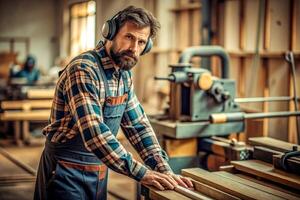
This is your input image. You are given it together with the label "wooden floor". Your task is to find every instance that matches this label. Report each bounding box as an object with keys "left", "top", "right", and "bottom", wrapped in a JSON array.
[{"left": 0, "top": 140, "right": 137, "bottom": 200}]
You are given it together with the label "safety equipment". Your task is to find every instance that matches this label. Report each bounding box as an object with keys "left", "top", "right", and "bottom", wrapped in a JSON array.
[{"left": 101, "top": 12, "right": 153, "bottom": 55}]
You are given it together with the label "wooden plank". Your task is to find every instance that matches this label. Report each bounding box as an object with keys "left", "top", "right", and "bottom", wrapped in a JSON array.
[
  {"left": 175, "top": 186, "right": 213, "bottom": 200},
  {"left": 213, "top": 171, "right": 300, "bottom": 200},
  {"left": 0, "top": 109, "right": 50, "bottom": 121},
  {"left": 148, "top": 186, "right": 192, "bottom": 200},
  {"left": 27, "top": 88, "right": 54, "bottom": 99},
  {"left": 236, "top": 173, "right": 300, "bottom": 197},
  {"left": 249, "top": 137, "right": 300, "bottom": 152},
  {"left": 224, "top": 0, "right": 240, "bottom": 51},
  {"left": 268, "top": 0, "right": 291, "bottom": 51},
  {"left": 191, "top": 179, "right": 240, "bottom": 200},
  {"left": 231, "top": 160, "right": 300, "bottom": 190},
  {"left": 182, "top": 168, "right": 284, "bottom": 200},
  {"left": 1, "top": 99, "right": 53, "bottom": 110},
  {"left": 219, "top": 165, "right": 236, "bottom": 173},
  {"left": 267, "top": 59, "right": 289, "bottom": 141}
]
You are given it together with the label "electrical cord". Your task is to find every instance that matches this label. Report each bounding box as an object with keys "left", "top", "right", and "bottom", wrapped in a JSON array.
[{"left": 285, "top": 51, "right": 300, "bottom": 144}]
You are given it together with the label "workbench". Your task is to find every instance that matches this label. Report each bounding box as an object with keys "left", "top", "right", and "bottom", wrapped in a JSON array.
[
  {"left": 143, "top": 137, "right": 300, "bottom": 200},
  {"left": 0, "top": 99, "right": 51, "bottom": 145}
]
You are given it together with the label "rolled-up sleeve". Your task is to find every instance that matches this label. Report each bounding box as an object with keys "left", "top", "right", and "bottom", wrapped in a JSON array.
[
  {"left": 63, "top": 62, "right": 147, "bottom": 181},
  {"left": 121, "top": 79, "right": 173, "bottom": 174}
]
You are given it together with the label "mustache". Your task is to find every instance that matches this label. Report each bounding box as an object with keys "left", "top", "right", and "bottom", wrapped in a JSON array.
[{"left": 120, "top": 50, "right": 138, "bottom": 61}]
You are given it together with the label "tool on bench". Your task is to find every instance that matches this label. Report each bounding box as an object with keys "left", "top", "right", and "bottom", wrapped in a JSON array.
[{"left": 280, "top": 145, "right": 300, "bottom": 171}]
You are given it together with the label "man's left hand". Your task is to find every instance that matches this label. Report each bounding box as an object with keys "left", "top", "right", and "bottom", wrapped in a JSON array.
[{"left": 164, "top": 172, "right": 193, "bottom": 188}]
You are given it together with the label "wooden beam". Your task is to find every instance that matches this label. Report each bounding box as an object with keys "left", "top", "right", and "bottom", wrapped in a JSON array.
[
  {"left": 0, "top": 109, "right": 50, "bottom": 121},
  {"left": 190, "top": 179, "right": 239, "bottom": 200},
  {"left": 236, "top": 173, "right": 300, "bottom": 198},
  {"left": 1, "top": 99, "right": 53, "bottom": 110},
  {"left": 231, "top": 160, "right": 300, "bottom": 190},
  {"left": 182, "top": 168, "right": 284, "bottom": 200},
  {"left": 213, "top": 171, "right": 300, "bottom": 200},
  {"left": 248, "top": 137, "right": 300, "bottom": 152},
  {"left": 174, "top": 186, "right": 213, "bottom": 200},
  {"left": 147, "top": 186, "right": 194, "bottom": 200},
  {"left": 27, "top": 88, "right": 55, "bottom": 99}
]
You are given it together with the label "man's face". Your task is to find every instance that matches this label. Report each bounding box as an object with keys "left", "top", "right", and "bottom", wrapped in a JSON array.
[{"left": 109, "top": 21, "right": 150, "bottom": 70}]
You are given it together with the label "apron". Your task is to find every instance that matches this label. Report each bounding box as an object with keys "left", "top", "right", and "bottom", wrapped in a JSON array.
[{"left": 34, "top": 51, "right": 129, "bottom": 200}]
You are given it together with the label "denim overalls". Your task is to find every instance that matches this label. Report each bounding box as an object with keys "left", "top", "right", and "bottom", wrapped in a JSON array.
[{"left": 34, "top": 51, "right": 129, "bottom": 200}]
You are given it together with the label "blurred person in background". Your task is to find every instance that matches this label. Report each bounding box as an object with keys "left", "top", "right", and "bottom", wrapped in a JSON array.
[{"left": 10, "top": 55, "right": 40, "bottom": 84}]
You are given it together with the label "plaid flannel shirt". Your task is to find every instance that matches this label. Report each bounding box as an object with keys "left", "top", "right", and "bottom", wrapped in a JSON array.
[{"left": 43, "top": 41, "right": 172, "bottom": 181}]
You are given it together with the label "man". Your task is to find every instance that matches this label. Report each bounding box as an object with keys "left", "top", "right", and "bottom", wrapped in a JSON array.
[
  {"left": 35, "top": 6, "right": 192, "bottom": 200},
  {"left": 10, "top": 55, "right": 40, "bottom": 84}
]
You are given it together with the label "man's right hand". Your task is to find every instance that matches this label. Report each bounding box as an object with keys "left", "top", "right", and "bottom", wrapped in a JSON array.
[{"left": 140, "top": 170, "right": 178, "bottom": 191}]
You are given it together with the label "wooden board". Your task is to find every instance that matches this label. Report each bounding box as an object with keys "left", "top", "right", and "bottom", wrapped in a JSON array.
[
  {"left": 0, "top": 109, "right": 50, "bottom": 121},
  {"left": 213, "top": 171, "right": 300, "bottom": 200},
  {"left": 236, "top": 173, "right": 300, "bottom": 197},
  {"left": 148, "top": 186, "right": 192, "bottom": 200},
  {"left": 249, "top": 137, "right": 300, "bottom": 152},
  {"left": 1, "top": 99, "right": 53, "bottom": 110},
  {"left": 191, "top": 179, "right": 240, "bottom": 200},
  {"left": 182, "top": 168, "right": 284, "bottom": 200},
  {"left": 231, "top": 160, "right": 300, "bottom": 190}
]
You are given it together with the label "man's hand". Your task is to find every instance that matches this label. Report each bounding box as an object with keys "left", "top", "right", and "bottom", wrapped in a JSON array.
[
  {"left": 164, "top": 172, "right": 193, "bottom": 189},
  {"left": 140, "top": 170, "right": 193, "bottom": 191}
]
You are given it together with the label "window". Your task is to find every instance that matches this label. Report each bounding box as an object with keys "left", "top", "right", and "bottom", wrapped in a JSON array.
[{"left": 70, "top": 1, "right": 96, "bottom": 56}]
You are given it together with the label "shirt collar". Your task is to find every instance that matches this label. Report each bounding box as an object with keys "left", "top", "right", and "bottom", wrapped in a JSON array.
[
  {"left": 95, "top": 41, "right": 115, "bottom": 70},
  {"left": 95, "top": 41, "right": 122, "bottom": 79}
]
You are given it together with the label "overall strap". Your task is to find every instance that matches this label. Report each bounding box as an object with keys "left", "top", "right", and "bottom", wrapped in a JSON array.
[
  {"left": 121, "top": 71, "right": 131, "bottom": 93},
  {"left": 88, "top": 50, "right": 112, "bottom": 97}
]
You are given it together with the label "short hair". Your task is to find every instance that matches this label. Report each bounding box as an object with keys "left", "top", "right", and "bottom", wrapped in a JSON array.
[{"left": 116, "top": 6, "right": 161, "bottom": 39}]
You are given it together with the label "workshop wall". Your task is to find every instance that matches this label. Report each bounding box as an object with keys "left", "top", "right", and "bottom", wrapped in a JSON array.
[{"left": 0, "top": 0, "right": 59, "bottom": 70}]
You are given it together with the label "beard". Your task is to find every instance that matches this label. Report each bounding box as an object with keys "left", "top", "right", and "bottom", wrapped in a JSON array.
[{"left": 110, "top": 42, "right": 138, "bottom": 71}]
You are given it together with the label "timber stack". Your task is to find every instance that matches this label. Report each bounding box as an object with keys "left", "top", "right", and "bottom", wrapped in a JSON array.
[{"left": 143, "top": 137, "right": 300, "bottom": 200}]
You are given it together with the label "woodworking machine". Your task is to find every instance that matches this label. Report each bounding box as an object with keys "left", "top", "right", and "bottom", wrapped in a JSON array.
[
  {"left": 150, "top": 46, "right": 300, "bottom": 139},
  {"left": 150, "top": 46, "right": 244, "bottom": 138}
]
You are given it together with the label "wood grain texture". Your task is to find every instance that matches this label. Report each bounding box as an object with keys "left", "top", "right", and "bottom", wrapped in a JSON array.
[
  {"left": 231, "top": 160, "right": 300, "bottom": 190},
  {"left": 191, "top": 179, "right": 240, "bottom": 200},
  {"left": 213, "top": 171, "right": 300, "bottom": 200},
  {"left": 249, "top": 137, "right": 300, "bottom": 152},
  {"left": 182, "top": 168, "right": 284, "bottom": 200}
]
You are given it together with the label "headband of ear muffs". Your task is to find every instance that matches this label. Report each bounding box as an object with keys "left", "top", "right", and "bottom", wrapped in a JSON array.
[{"left": 101, "top": 12, "right": 153, "bottom": 55}]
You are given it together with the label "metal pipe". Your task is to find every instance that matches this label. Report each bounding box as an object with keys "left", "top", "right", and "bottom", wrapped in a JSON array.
[
  {"left": 210, "top": 111, "right": 300, "bottom": 124},
  {"left": 235, "top": 96, "right": 300, "bottom": 103},
  {"left": 178, "top": 46, "right": 230, "bottom": 78}
]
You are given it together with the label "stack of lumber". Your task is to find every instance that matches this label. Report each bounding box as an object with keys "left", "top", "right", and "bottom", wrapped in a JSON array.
[
  {"left": 146, "top": 159, "right": 300, "bottom": 200},
  {"left": 145, "top": 137, "right": 300, "bottom": 199}
]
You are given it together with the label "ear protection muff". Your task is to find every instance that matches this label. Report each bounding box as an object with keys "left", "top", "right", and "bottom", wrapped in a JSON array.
[
  {"left": 141, "top": 38, "right": 152, "bottom": 55},
  {"left": 101, "top": 12, "right": 153, "bottom": 55},
  {"left": 102, "top": 12, "right": 120, "bottom": 41}
]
